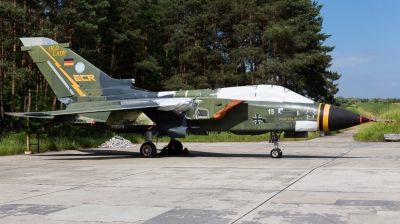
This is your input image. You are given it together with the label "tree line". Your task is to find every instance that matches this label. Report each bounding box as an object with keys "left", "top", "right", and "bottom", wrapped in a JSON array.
[
  {"left": 335, "top": 97, "right": 400, "bottom": 106},
  {"left": 0, "top": 0, "right": 340, "bottom": 136}
]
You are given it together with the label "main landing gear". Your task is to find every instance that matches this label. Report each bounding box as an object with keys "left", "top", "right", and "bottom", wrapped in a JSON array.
[
  {"left": 162, "top": 139, "right": 183, "bottom": 155},
  {"left": 140, "top": 142, "right": 157, "bottom": 158},
  {"left": 140, "top": 131, "right": 158, "bottom": 158},
  {"left": 269, "top": 131, "right": 283, "bottom": 158},
  {"left": 139, "top": 131, "right": 188, "bottom": 158}
]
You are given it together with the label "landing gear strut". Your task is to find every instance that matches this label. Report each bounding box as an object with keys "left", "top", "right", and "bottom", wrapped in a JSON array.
[
  {"left": 140, "top": 131, "right": 158, "bottom": 158},
  {"left": 269, "top": 131, "right": 283, "bottom": 158}
]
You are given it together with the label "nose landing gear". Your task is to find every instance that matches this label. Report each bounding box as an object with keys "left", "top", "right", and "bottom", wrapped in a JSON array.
[
  {"left": 269, "top": 131, "right": 283, "bottom": 158},
  {"left": 270, "top": 148, "right": 282, "bottom": 158}
]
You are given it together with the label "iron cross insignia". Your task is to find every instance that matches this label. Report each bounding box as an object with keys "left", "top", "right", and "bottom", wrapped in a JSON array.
[{"left": 252, "top": 114, "right": 262, "bottom": 124}]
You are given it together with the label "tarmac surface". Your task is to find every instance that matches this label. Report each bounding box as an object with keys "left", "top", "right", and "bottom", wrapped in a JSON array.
[{"left": 1, "top": 130, "right": 400, "bottom": 223}]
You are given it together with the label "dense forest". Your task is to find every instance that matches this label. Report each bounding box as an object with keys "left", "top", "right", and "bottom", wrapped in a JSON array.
[{"left": 0, "top": 0, "right": 341, "bottom": 136}]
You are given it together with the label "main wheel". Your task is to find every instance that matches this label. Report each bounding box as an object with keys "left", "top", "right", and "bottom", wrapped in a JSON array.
[
  {"left": 140, "top": 142, "right": 157, "bottom": 158},
  {"left": 270, "top": 148, "right": 282, "bottom": 158},
  {"left": 168, "top": 140, "right": 183, "bottom": 155}
]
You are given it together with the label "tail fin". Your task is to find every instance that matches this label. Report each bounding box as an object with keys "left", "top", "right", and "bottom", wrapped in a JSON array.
[{"left": 20, "top": 37, "right": 134, "bottom": 103}]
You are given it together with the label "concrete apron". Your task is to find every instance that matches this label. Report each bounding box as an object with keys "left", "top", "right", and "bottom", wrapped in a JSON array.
[{"left": 1, "top": 130, "right": 400, "bottom": 223}]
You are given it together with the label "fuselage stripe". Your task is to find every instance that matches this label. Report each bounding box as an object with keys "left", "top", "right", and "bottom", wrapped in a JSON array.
[
  {"left": 46, "top": 61, "right": 75, "bottom": 95},
  {"left": 323, "top": 104, "right": 331, "bottom": 131},
  {"left": 318, "top": 103, "right": 325, "bottom": 131},
  {"left": 317, "top": 103, "right": 322, "bottom": 131}
]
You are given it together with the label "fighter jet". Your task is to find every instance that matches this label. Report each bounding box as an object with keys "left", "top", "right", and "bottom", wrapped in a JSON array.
[{"left": 7, "top": 37, "right": 373, "bottom": 158}]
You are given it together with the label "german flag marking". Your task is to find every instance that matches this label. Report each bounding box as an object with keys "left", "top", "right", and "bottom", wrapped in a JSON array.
[{"left": 64, "top": 58, "right": 74, "bottom": 66}]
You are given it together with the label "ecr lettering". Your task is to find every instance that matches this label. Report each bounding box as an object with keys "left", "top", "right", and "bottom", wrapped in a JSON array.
[{"left": 73, "top": 74, "right": 96, "bottom": 82}]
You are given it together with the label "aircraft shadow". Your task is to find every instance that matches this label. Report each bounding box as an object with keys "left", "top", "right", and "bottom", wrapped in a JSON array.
[
  {"left": 37, "top": 149, "right": 366, "bottom": 160},
  {"left": 36, "top": 149, "right": 142, "bottom": 160},
  {"left": 180, "top": 151, "right": 367, "bottom": 159}
]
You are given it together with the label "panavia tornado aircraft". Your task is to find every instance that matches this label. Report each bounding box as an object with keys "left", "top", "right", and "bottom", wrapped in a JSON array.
[{"left": 7, "top": 37, "right": 374, "bottom": 158}]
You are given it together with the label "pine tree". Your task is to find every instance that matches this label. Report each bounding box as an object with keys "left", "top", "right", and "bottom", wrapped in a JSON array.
[
  {"left": 0, "top": 0, "right": 341, "bottom": 135},
  {"left": 260, "top": 0, "right": 339, "bottom": 102}
]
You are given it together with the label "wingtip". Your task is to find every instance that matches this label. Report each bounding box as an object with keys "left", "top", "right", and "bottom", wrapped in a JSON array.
[{"left": 4, "top": 112, "right": 52, "bottom": 117}]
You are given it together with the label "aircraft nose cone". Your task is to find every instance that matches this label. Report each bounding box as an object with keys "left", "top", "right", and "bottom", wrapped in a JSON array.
[{"left": 318, "top": 104, "right": 372, "bottom": 131}]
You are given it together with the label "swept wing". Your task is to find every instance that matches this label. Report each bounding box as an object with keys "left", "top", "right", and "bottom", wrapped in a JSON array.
[{"left": 6, "top": 98, "right": 194, "bottom": 118}]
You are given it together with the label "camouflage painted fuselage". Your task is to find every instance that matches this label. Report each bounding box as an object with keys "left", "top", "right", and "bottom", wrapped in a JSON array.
[{"left": 9, "top": 37, "right": 370, "bottom": 139}]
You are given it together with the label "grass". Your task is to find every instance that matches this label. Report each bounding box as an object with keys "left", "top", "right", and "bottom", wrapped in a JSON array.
[
  {"left": 0, "top": 132, "right": 115, "bottom": 156},
  {"left": 0, "top": 103, "right": 400, "bottom": 156},
  {"left": 353, "top": 104, "right": 400, "bottom": 141},
  {"left": 143, "top": 131, "right": 323, "bottom": 143},
  {"left": 6, "top": 102, "right": 394, "bottom": 155},
  {"left": 0, "top": 131, "right": 323, "bottom": 156},
  {"left": 345, "top": 102, "right": 397, "bottom": 119},
  {"left": 2, "top": 102, "right": 396, "bottom": 156}
]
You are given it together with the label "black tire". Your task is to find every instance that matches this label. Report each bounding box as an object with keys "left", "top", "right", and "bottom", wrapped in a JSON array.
[
  {"left": 270, "top": 148, "right": 282, "bottom": 158},
  {"left": 140, "top": 142, "right": 157, "bottom": 158},
  {"left": 168, "top": 140, "right": 183, "bottom": 155}
]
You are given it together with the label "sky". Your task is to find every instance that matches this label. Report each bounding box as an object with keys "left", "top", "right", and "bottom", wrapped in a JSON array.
[{"left": 317, "top": 0, "right": 400, "bottom": 98}]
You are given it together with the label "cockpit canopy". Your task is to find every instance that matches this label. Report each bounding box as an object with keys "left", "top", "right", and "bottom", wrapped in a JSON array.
[{"left": 216, "top": 85, "right": 314, "bottom": 103}]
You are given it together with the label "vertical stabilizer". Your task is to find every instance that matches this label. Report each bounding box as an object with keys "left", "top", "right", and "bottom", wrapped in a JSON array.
[{"left": 20, "top": 37, "right": 133, "bottom": 104}]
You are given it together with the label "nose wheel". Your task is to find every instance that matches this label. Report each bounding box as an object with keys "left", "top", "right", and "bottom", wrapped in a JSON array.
[{"left": 270, "top": 148, "right": 282, "bottom": 158}]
